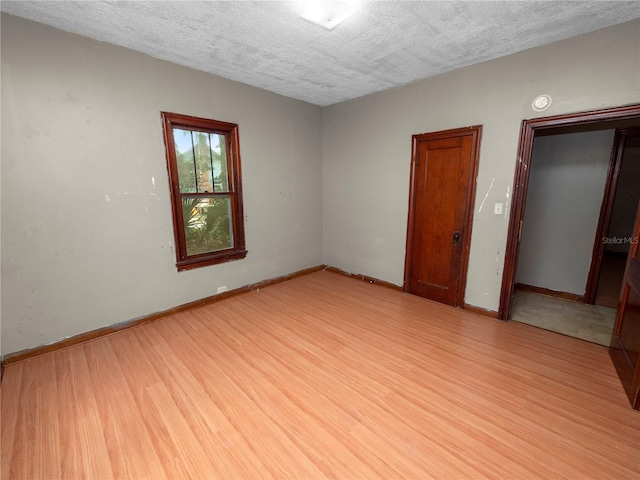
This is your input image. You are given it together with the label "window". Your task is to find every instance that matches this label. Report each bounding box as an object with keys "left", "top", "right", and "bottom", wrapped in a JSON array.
[{"left": 161, "top": 112, "right": 247, "bottom": 271}]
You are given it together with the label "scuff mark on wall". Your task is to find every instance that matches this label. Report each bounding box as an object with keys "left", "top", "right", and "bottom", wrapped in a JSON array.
[
  {"left": 24, "top": 225, "right": 44, "bottom": 238},
  {"left": 477, "top": 177, "right": 495, "bottom": 213},
  {"left": 505, "top": 185, "right": 511, "bottom": 215}
]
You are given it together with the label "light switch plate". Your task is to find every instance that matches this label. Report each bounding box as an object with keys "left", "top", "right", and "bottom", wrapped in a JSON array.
[{"left": 494, "top": 203, "right": 503, "bottom": 215}]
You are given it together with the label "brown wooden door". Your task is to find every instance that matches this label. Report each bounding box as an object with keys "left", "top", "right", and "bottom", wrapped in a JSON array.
[
  {"left": 610, "top": 200, "right": 640, "bottom": 409},
  {"left": 405, "top": 126, "right": 481, "bottom": 307}
]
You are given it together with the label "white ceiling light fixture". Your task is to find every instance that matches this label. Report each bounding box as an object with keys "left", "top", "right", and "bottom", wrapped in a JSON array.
[{"left": 299, "top": 0, "right": 360, "bottom": 30}]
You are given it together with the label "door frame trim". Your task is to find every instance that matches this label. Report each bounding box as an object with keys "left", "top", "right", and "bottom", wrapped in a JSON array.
[
  {"left": 404, "top": 125, "right": 482, "bottom": 308},
  {"left": 585, "top": 128, "right": 640, "bottom": 304},
  {"left": 498, "top": 104, "right": 640, "bottom": 320}
]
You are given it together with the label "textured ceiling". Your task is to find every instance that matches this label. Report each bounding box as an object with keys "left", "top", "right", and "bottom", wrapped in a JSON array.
[{"left": 2, "top": 1, "right": 640, "bottom": 106}]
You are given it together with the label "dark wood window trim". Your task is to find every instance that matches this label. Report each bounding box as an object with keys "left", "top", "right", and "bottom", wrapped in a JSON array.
[{"left": 161, "top": 112, "right": 247, "bottom": 271}]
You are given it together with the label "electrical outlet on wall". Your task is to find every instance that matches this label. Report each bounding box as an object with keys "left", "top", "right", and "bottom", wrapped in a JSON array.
[{"left": 217, "top": 286, "right": 227, "bottom": 294}]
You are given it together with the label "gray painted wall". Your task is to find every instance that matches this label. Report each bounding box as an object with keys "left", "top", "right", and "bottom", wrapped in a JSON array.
[
  {"left": 1, "top": 15, "right": 324, "bottom": 355},
  {"left": 2, "top": 15, "right": 640, "bottom": 356},
  {"left": 323, "top": 19, "right": 640, "bottom": 311},
  {"left": 515, "top": 131, "right": 614, "bottom": 295}
]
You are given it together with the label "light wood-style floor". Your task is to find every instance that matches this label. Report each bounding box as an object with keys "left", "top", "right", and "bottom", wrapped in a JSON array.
[{"left": 2, "top": 271, "right": 639, "bottom": 479}]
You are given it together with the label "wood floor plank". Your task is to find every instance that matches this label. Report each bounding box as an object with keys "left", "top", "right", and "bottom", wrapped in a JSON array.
[
  {"left": 53, "top": 352, "right": 81, "bottom": 479},
  {"left": 141, "top": 321, "right": 268, "bottom": 479},
  {"left": 82, "top": 336, "right": 165, "bottom": 479},
  {"left": 34, "top": 359, "right": 61, "bottom": 480},
  {"left": 1, "top": 362, "right": 24, "bottom": 480},
  {"left": 66, "top": 344, "right": 114, "bottom": 479},
  {"left": 2, "top": 270, "right": 639, "bottom": 479}
]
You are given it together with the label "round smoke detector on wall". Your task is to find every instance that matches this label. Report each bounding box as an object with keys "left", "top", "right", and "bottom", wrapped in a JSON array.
[{"left": 532, "top": 94, "right": 552, "bottom": 112}]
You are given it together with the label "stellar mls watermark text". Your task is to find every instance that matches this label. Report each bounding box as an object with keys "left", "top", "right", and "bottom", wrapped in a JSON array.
[{"left": 602, "top": 236, "right": 639, "bottom": 245}]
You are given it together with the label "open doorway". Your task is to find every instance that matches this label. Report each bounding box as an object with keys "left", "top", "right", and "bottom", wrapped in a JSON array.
[
  {"left": 591, "top": 129, "right": 640, "bottom": 308},
  {"left": 509, "top": 127, "right": 640, "bottom": 344},
  {"left": 499, "top": 104, "right": 640, "bottom": 346}
]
